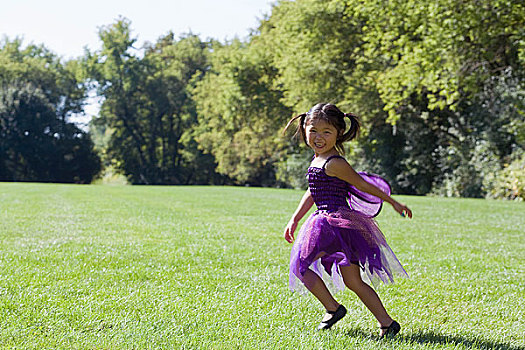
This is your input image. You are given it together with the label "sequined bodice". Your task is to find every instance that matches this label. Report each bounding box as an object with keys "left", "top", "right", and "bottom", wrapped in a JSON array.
[{"left": 308, "top": 166, "right": 351, "bottom": 211}]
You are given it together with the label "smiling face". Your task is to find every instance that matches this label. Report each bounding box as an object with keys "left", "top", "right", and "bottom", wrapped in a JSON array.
[{"left": 305, "top": 118, "right": 340, "bottom": 156}]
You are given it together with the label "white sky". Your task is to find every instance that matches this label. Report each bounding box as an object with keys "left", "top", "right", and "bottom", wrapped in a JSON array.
[
  {"left": 1, "top": 0, "right": 276, "bottom": 124},
  {"left": 0, "top": 0, "right": 276, "bottom": 59}
]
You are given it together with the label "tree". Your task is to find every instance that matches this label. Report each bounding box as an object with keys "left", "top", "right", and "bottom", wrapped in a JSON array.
[
  {"left": 0, "top": 38, "right": 100, "bottom": 183},
  {"left": 260, "top": 0, "right": 524, "bottom": 196},
  {"left": 87, "top": 18, "right": 220, "bottom": 184},
  {"left": 192, "top": 38, "right": 292, "bottom": 185}
]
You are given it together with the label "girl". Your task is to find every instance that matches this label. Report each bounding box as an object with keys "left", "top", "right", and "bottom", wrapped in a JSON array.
[{"left": 283, "top": 103, "right": 412, "bottom": 338}]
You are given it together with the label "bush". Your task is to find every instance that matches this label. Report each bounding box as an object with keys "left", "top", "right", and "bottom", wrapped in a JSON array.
[
  {"left": 430, "top": 139, "right": 501, "bottom": 198},
  {"left": 275, "top": 151, "right": 311, "bottom": 189},
  {"left": 486, "top": 153, "right": 525, "bottom": 201}
]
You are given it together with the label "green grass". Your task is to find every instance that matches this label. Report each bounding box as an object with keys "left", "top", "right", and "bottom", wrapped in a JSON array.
[{"left": 0, "top": 183, "right": 523, "bottom": 349}]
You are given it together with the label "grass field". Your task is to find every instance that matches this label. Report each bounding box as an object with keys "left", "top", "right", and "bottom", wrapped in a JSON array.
[{"left": 0, "top": 183, "right": 523, "bottom": 349}]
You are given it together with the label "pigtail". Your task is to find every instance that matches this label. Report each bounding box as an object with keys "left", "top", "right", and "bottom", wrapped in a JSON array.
[
  {"left": 342, "top": 112, "right": 360, "bottom": 142},
  {"left": 283, "top": 113, "right": 309, "bottom": 146},
  {"left": 283, "top": 105, "right": 360, "bottom": 155}
]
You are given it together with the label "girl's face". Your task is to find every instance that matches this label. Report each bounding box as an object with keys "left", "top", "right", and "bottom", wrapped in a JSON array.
[{"left": 305, "top": 118, "right": 339, "bottom": 155}]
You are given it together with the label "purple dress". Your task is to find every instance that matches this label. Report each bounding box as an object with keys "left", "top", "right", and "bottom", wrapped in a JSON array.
[{"left": 289, "top": 155, "right": 408, "bottom": 293}]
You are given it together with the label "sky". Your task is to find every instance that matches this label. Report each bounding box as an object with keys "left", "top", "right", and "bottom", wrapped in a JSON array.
[
  {"left": 0, "top": 0, "right": 276, "bottom": 59},
  {"left": 1, "top": 0, "right": 276, "bottom": 123}
]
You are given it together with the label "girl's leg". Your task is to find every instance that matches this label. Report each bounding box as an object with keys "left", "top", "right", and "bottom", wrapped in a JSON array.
[
  {"left": 302, "top": 269, "right": 340, "bottom": 312},
  {"left": 301, "top": 253, "right": 346, "bottom": 329},
  {"left": 340, "top": 264, "right": 393, "bottom": 333},
  {"left": 303, "top": 268, "right": 347, "bottom": 329}
]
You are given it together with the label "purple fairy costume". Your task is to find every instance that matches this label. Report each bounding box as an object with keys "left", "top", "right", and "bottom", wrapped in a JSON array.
[{"left": 289, "top": 155, "right": 408, "bottom": 293}]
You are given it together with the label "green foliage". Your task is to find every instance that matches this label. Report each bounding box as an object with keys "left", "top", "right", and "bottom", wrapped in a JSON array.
[
  {"left": 192, "top": 39, "right": 292, "bottom": 185},
  {"left": 86, "top": 18, "right": 221, "bottom": 184},
  {"left": 0, "top": 38, "right": 100, "bottom": 183},
  {"left": 3, "top": 2, "right": 524, "bottom": 195},
  {"left": 349, "top": 0, "right": 525, "bottom": 120},
  {"left": 91, "top": 165, "right": 130, "bottom": 185},
  {"left": 275, "top": 150, "right": 311, "bottom": 189},
  {"left": 263, "top": 0, "right": 360, "bottom": 112},
  {"left": 256, "top": 0, "right": 524, "bottom": 196},
  {"left": 486, "top": 153, "right": 525, "bottom": 201}
]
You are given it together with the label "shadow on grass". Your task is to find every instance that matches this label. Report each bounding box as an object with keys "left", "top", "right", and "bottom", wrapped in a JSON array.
[{"left": 341, "top": 328, "right": 524, "bottom": 350}]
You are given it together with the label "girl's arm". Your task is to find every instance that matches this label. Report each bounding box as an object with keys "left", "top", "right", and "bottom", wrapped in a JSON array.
[
  {"left": 326, "top": 158, "right": 412, "bottom": 218},
  {"left": 284, "top": 189, "right": 314, "bottom": 243}
]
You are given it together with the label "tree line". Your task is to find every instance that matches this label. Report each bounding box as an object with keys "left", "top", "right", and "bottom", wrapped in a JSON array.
[{"left": 1, "top": 0, "right": 523, "bottom": 199}]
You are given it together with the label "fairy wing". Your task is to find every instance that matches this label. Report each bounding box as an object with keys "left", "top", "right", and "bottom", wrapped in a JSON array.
[{"left": 348, "top": 172, "right": 392, "bottom": 218}]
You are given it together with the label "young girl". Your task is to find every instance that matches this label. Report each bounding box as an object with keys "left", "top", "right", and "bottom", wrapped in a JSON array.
[{"left": 283, "top": 103, "right": 412, "bottom": 338}]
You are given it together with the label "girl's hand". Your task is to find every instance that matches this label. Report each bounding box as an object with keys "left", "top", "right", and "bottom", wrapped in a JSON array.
[
  {"left": 284, "top": 219, "right": 298, "bottom": 243},
  {"left": 392, "top": 201, "right": 413, "bottom": 219}
]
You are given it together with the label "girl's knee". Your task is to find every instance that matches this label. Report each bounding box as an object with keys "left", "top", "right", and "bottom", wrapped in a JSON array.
[
  {"left": 303, "top": 269, "right": 321, "bottom": 287},
  {"left": 344, "top": 278, "right": 365, "bottom": 292},
  {"left": 341, "top": 265, "right": 365, "bottom": 292}
]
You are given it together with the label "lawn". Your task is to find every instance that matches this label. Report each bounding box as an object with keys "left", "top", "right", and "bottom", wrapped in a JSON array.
[{"left": 0, "top": 183, "right": 523, "bottom": 349}]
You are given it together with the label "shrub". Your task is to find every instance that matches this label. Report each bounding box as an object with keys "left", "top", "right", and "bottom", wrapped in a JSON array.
[{"left": 486, "top": 153, "right": 525, "bottom": 201}]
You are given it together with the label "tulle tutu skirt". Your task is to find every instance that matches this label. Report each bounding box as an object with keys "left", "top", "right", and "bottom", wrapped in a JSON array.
[{"left": 289, "top": 207, "right": 408, "bottom": 293}]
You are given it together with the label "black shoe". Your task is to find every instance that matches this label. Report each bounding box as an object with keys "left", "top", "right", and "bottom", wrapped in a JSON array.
[
  {"left": 317, "top": 305, "right": 347, "bottom": 330},
  {"left": 380, "top": 320, "right": 400, "bottom": 338}
]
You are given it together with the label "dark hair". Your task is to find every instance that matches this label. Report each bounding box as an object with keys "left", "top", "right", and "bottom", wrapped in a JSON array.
[{"left": 283, "top": 103, "right": 360, "bottom": 155}]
